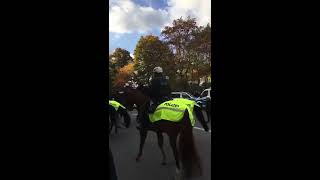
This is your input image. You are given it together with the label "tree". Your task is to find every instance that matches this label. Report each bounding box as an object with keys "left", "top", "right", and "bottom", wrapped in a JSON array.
[
  {"left": 133, "top": 35, "right": 174, "bottom": 85},
  {"left": 192, "top": 24, "right": 212, "bottom": 83},
  {"left": 161, "top": 16, "right": 200, "bottom": 85},
  {"left": 113, "top": 63, "right": 135, "bottom": 88},
  {"left": 187, "top": 24, "right": 211, "bottom": 81},
  {"left": 161, "top": 17, "right": 212, "bottom": 88},
  {"left": 109, "top": 48, "right": 133, "bottom": 90},
  {"left": 109, "top": 48, "right": 133, "bottom": 69}
]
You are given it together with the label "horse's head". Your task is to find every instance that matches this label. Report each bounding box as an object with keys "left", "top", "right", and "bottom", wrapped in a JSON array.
[
  {"left": 117, "top": 85, "right": 150, "bottom": 111},
  {"left": 117, "top": 86, "right": 137, "bottom": 111}
]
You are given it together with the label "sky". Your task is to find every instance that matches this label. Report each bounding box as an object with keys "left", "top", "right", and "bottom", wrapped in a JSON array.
[{"left": 109, "top": 0, "right": 211, "bottom": 56}]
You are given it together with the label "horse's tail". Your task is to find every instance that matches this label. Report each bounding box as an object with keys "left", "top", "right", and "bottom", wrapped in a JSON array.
[{"left": 178, "top": 110, "right": 202, "bottom": 178}]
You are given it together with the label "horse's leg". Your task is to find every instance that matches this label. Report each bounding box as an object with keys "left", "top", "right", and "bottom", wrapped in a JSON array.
[
  {"left": 156, "top": 132, "right": 166, "bottom": 165},
  {"left": 169, "top": 133, "right": 180, "bottom": 170},
  {"left": 109, "top": 117, "right": 113, "bottom": 135},
  {"left": 114, "top": 114, "right": 118, "bottom": 134},
  {"left": 115, "top": 113, "right": 120, "bottom": 127},
  {"left": 207, "top": 101, "right": 211, "bottom": 123},
  {"left": 207, "top": 106, "right": 211, "bottom": 122},
  {"left": 120, "top": 109, "right": 130, "bottom": 128},
  {"left": 109, "top": 113, "right": 115, "bottom": 134},
  {"left": 136, "top": 129, "right": 148, "bottom": 162},
  {"left": 113, "top": 113, "right": 119, "bottom": 134},
  {"left": 110, "top": 107, "right": 118, "bottom": 134},
  {"left": 169, "top": 133, "right": 183, "bottom": 180},
  {"left": 205, "top": 108, "right": 209, "bottom": 123},
  {"left": 110, "top": 120, "right": 113, "bottom": 133}
]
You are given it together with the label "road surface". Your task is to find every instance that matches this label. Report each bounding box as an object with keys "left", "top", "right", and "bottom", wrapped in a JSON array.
[{"left": 109, "top": 110, "right": 212, "bottom": 180}]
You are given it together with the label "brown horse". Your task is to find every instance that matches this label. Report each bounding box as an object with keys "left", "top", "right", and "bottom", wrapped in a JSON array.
[{"left": 118, "top": 87, "right": 209, "bottom": 179}]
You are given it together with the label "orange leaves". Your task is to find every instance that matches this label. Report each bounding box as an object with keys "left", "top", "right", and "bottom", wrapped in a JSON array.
[{"left": 113, "top": 63, "right": 135, "bottom": 88}]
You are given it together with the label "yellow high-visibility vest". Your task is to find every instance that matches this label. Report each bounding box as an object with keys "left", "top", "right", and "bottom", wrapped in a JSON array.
[
  {"left": 148, "top": 100, "right": 195, "bottom": 126},
  {"left": 172, "top": 98, "right": 200, "bottom": 112},
  {"left": 109, "top": 100, "right": 126, "bottom": 111}
]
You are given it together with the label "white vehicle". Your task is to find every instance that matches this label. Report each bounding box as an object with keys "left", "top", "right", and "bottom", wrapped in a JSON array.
[
  {"left": 171, "top": 92, "right": 196, "bottom": 101},
  {"left": 197, "top": 88, "right": 211, "bottom": 101},
  {"left": 195, "top": 88, "right": 211, "bottom": 108}
]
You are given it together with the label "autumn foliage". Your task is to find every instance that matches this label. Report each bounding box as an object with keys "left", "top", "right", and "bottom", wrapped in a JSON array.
[
  {"left": 109, "top": 16, "right": 211, "bottom": 92},
  {"left": 113, "top": 63, "right": 135, "bottom": 88}
]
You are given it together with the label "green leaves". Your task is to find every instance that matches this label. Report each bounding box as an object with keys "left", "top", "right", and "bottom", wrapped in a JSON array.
[
  {"left": 161, "top": 17, "right": 212, "bottom": 89},
  {"left": 133, "top": 35, "right": 174, "bottom": 85},
  {"left": 109, "top": 48, "right": 133, "bottom": 69}
]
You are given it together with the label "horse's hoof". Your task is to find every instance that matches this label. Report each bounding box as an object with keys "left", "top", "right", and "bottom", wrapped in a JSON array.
[
  {"left": 135, "top": 157, "right": 141, "bottom": 162},
  {"left": 174, "top": 168, "right": 183, "bottom": 180},
  {"left": 174, "top": 173, "right": 182, "bottom": 180},
  {"left": 161, "top": 162, "right": 166, "bottom": 166}
]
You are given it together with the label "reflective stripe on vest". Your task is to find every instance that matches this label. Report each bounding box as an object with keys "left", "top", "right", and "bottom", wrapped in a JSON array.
[
  {"left": 148, "top": 100, "right": 195, "bottom": 126},
  {"left": 109, "top": 100, "right": 126, "bottom": 111}
]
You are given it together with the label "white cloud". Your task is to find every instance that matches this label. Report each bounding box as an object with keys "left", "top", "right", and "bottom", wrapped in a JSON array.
[
  {"left": 109, "top": 0, "right": 168, "bottom": 33},
  {"left": 166, "top": 0, "right": 211, "bottom": 27},
  {"left": 114, "top": 34, "right": 122, "bottom": 39},
  {"left": 109, "top": 0, "right": 211, "bottom": 34}
]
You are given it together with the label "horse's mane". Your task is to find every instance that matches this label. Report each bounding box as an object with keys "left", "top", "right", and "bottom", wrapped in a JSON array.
[
  {"left": 137, "top": 86, "right": 150, "bottom": 97},
  {"left": 121, "top": 86, "right": 150, "bottom": 105},
  {"left": 135, "top": 88, "right": 150, "bottom": 99}
]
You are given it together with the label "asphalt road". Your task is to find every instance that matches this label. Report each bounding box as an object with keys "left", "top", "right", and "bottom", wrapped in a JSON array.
[{"left": 109, "top": 110, "right": 211, "bottom": 180}]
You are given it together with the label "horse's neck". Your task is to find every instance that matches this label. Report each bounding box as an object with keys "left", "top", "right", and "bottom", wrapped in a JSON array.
[{"left": 133, "top": 90, "right": 150, "bottom": 107}]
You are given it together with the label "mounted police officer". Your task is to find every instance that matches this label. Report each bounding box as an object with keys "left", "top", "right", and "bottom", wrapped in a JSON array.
[
  {"left": 136, "top": 66, "right": 172, "bottom": 130},
  {"left": 149, "top": 67, "right": 172, "bottom": 109}
]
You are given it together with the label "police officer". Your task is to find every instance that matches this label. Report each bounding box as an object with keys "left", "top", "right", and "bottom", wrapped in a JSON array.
[
  {"left": 136, "top": 66, "right": 172, "bottom": 130},
  {"left": 149, "top": 67, "right": 172, "bottom": 111}
]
